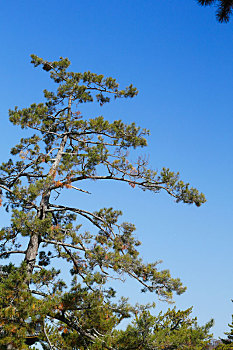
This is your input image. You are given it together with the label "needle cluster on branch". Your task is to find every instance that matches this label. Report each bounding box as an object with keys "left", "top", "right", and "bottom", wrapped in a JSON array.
[
  {"left": 0, "top": 55, "right": 210, "bottom": 349},
  {"left": 197, "top": 0, "right": 233, "bottom": 22}
]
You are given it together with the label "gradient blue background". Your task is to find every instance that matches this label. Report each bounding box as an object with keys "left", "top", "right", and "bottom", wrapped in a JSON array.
[{"left": 0, "top": 0, "right": 232, "bottom": 339}]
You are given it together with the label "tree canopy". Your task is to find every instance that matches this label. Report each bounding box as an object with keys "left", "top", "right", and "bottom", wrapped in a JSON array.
[
  {"left": 216, "top": 313, "right": 233, "bottom": 349},
  {"left": 0, "top": 55, "right": 210, "bottom": 349},
  {"left": 197, "top": 0, "right": 233, "bottom": 22}
]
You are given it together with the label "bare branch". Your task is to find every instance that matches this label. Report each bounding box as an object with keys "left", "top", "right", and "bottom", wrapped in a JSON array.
[
  {"left": 41, "top": 238, "right": 85, "bottom": 252},
  {"left": 70, "top": 131, "right": 118, "bottom": 140},
  {"left": 70, "top": 185, "right": 91, "bottom": 194},
  {"left": 0, "top": 250, "right": 26, "bottom": 258},
  {"left": 0, "top": 184, "right": 15, "bottom": 195},
  {"left": 68, "top": 136, "right": 121, "bottom": 147},
  {"left": 43, "top": 319, "right": 56, "bottom": 350},
  {"left": 52, "top": 107, "right": 69, "bottom": 119},
  {"left": 50, "top": 182, "right": 91, "bottom": 194},
  {"left": 29, "top": 125, "right": 65, "bottom": 137},
  {"left": 30, "top": 289, "right": 49, "bottom": 298},
  {"left": 68, "top": 174, "right": 177, "bottom": 198}
]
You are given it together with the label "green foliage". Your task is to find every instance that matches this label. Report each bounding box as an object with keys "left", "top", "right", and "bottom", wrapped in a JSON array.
[
  {"left": 218, "top": 315, "right": 233, "bottom": 348},
  {"left": 114, "top": 307, "right": 213, "bottom": 350},
  {"left": 0, "top": 55, "right": 209, "bottom": 349}
]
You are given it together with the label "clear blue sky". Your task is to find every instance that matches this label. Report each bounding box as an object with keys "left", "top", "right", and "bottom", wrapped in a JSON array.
[{"left": 0, "top": 0, "right": 232, "bottom": 339}]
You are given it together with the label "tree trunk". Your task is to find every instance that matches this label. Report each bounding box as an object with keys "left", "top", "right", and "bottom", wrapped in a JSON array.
[
  {"left": 25, "top": 232, "right": 40, "bottom": 274},
  {"left": 24, "top": 96, "right": 71, "bottom": 275}
]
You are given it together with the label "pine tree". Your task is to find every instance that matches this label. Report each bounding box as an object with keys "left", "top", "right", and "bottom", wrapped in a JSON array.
[
  {"left": 197, "top": 0, "right": 233, "bottom": 22},
  {"left": 219, "top": 315, "right": 233, "bottom": 349},
  {"left": 114, "top": 307, "right": 213, "bottom": 349},
  {"left": 0, "top": 55, "right": 207, "bottom": 349}
]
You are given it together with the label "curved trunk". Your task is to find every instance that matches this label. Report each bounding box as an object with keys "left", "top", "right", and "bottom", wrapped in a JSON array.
[{"left": 24, "top": 96, "right": 71, "bottom": 275}]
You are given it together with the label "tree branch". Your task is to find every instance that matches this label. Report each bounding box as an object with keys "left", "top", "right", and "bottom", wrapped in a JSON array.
[
  {"left": 43, "top": 319, "right": 56, "bottom": 350},
  {"left": 41, "top": 238, "right": 85, "bottom": 252},
  {"left": 0, "top": 250, "right": 26, "bottom": 258},
  {"left": 47, "top": 204, "right": 115, "bottom": 237},
  {"left": 52, "top": 312, "right": 115, "bottom": 350}
]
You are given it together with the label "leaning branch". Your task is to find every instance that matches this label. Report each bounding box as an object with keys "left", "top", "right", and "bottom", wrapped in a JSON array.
[
  {"left": 0, "top": 250, "right": 26, "bottom": 258},
  {"left": 47, "top": 204, "right": 116, "bottom": 238},
  {"left": 69, "top": 174, "right": 177, "bottom": 198},
  {"left": 0, "top": 184, "right": 15, "bottom": 195},
  {"left": 43, "top": 319, "right": 57, "bottom": 350},
  {"left": 52, "top": 312, "right": 116, "bottom": 350},
  {"left": 41, "top": 238, "right": 85, "bottom": 252}
]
